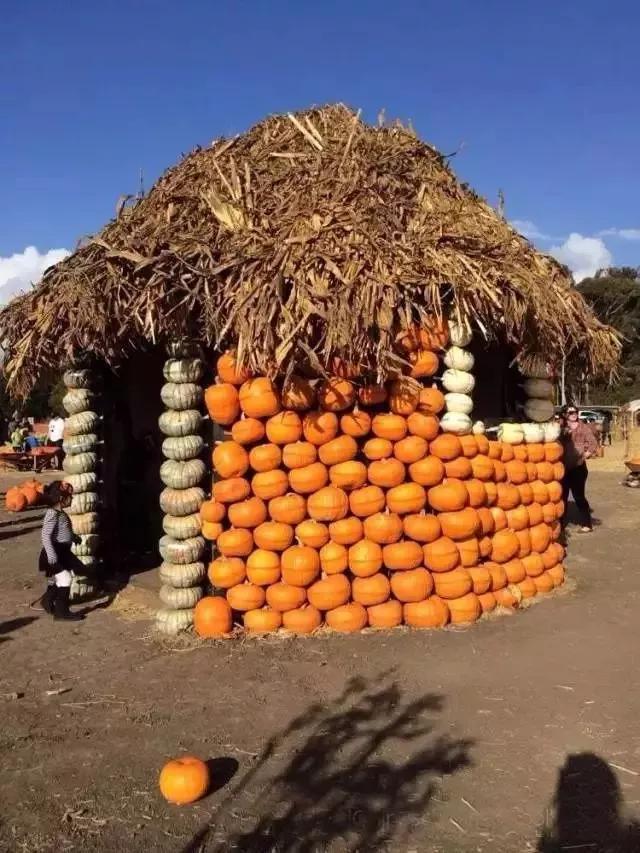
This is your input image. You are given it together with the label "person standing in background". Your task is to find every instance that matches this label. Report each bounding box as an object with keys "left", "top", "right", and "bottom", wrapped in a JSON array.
[
  {"left": 47, "top": 413, "right": 65, "bottom": 470},
  {"left": 561, "top": 405, "right": 598, "bottom": 533}
]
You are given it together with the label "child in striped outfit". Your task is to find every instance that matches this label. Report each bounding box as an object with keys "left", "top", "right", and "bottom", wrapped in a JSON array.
[{"left": 39, "top": 481, "right": 84, "bottom": 620}]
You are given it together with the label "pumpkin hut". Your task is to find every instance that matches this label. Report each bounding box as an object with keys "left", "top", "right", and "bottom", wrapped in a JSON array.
[{"left": 0, "top": 105, "right": 619, "bottom": 635}]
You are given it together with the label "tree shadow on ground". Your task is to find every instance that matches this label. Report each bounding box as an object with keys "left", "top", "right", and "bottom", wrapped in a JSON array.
[
  {"left": 0, "top": 524, "right": 42, "bottom": 541},
  {"left": 180, "top": 673, "right": 473, "bottom": 853},
  {"left": 538, "top": 752, "right": 640, "bottom": 853},
  {"left": 0, "top": 616, "right": 38, "bottom": 643}
]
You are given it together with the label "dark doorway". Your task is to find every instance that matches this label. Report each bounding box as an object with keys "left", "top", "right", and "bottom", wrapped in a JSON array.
[{"left": 469, "top": 338, "right": 524, "bottom": 426}]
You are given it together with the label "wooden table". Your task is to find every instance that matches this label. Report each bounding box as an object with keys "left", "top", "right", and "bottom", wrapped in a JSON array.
[{"left": 0, "top": 447, "right": 60, "bottom": 472}]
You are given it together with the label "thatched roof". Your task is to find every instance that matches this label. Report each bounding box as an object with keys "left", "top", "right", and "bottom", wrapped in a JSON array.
[{"left": 0, "top": 104, "right": 620, "bottom": 394}]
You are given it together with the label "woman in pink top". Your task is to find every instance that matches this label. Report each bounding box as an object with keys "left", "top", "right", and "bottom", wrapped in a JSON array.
[{"left": 561, "top": 405, "right": 598, "bottom": 532}]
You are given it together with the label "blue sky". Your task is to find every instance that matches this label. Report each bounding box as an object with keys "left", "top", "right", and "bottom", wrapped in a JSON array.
[{"left": 1, "top": 0, "right": 639, "bottom": 298}]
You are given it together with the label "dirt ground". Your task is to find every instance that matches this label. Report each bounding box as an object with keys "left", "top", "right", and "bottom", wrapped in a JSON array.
[{"left": 1, "top": 462, "right": 639, "bottom": 853}]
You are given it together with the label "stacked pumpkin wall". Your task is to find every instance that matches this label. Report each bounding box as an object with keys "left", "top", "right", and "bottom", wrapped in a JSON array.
[
  {"left": 155, "top": 352, "right": 207, "bottom": 635},
  {"left": 62, "top": 369, "right": 101, "bottom": 599},
  {"left": 196, "top": 326, "right": 567, "bottom": 638}
]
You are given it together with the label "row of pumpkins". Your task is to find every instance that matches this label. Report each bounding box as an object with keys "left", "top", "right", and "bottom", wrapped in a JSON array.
[
  {"left": 5, "top": 479, "right": 45, "bottom": 512},
  {"left": 186, "top": 339, "right": 566, "bottom": 637}
]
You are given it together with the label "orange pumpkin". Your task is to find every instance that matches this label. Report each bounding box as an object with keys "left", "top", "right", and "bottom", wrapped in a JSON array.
[
  {"left": 429, "top": 434, "right": 462, "bottom": 461},
  {"left": 535, "top": 461, "right": 554, "bottom": 483},
  {"left": 444, "top": 456, "right": 473, "bottom": 480},
  {"left": 458, "top": 435, "right": 478, "bottom": 459},
  {"left": 253, "top": 521, "right": 294, "bottom": 551},
  {"left": 530, "top": 523, "right": 552, "bottom": 553},
  {"left": 281, "top": 545, "right": 321, "bottom": 586},
  {"left": 497, "top": 483, "right": 521, "bottom": 510},
  {"left": 363, "top": 437, "right": 394, "bottom": 460},
  {"left": 526, "top": 443, "right": 545, "bottom": 463},
  {"left": 281, "top": 375, "right": 316, "bottom": 411},
  {"left": 475, "top": 435, "right": 490, "bottom": 454},
  {"left": 231, "top": 416, "right": 265, "bottom": 446},
  {"left": 494, "top": 586, "right": 520, "bottom": 608},
  {"left": 329, "top": 461, "right": 368, "bottom": 491},
  {"left": 202, "top": 520, "right": 223, "bottom": 541},
  {"left": 340, "top": 409, "right": 372, "bottom": 438},
  {"left": 349, "top": 485, "right": 386, "bottom": 518},
  {"left": 329, "top": 516, "right": 363, "bottom": 546},
  {"left": 541, "top": 545, "right": 560, "bottom": 571},
  {"left": 239, "top": 377, "right": 281, "bottom": 418},
  {"left": 246, "top": 550, "right": 281, "bottom": 586},
  {"left": 548, "top": 563, "right": 565, "bottom": 587},
  {"left": 465, "top": 479, "right": 487, "bottom": 508},
  {"left": 352, "top": 573, "right": 391, "bottom": 607},
  {"left": 433, "top": 567, "right": 472, "bottom": 600},
  {"left": 363, "top": 511, "right": 404, "bottom": 544},
  {"left": 409, "top": 455, "right": 445, "bottom": 487},
  {"left": 513, "top": 445, "right": 528, "bottom": 462},
  {"left": 404, "top": 596, "right": 450, "bottom": 628},
  {"left": 448, "top": 593, "right": 481, "bottom": 624},
  {"left": 439, "top": 507, "right": 479, "bottom": 541},
  {"left": 491, "top": 529, "right": 520, "bottom": 564},
  {"left": 282, "top": 605, "right": 322, "bottom": 633},
  {"left": 217, "top": 528, "right": 254, "bottom": 557},
  {"left": 295, "top": 519, "right": 329, "bottom": 548},
  {"left": 382, "top": 540, "right": 423, "bottom": 571},
  {"left": 417, "top": 386, "right": 445, "bottom": 415},
  {"left": 398, "top": 318, "right": 449, "bottom": 351},
  {"left": 504, "top": 558, "right": 526, "bottom": 583},
  {"left": 200, "top": 500, "right": 226, "bottom": 524},
  {"left": 249, "top": 444, "right": 282, "bottom": 473},
  {"left": 208, "top": 556, "right": 246, "bottom": 589},
  {"left": 368, "top": 458, "right": 406, "bottom": 488},
  {"left": 159, "top": 756, "right": 211, "bottom": 805},
  {"left": 527, "top": 502, "right": 545, "bottom": 526},
  {"left": 505, "top": 505, "right": 529, "bottom": 531},
  {"left": 288, "top": 462, "right": 329, "bottom": 495},
  {"left": 212, "top": 441, "right": 250, "bottom": 479},
  {"left": 317, "top": 377, "right": 355, "bottom": 412},
  {"left": 367, "top": 599, "right": 403, "bottom": 629},
  {"left": 484, "top": 481, "right": 498, "bottom": 507},
  {"left": 308, "top": 574, "right": 351, "bottom": 610},
  {"left": 282, "top": 441, "right": 317, "bottom": 469},
  {"left": 486, "top": 561, "right": 508, "bottom": 590},
  {"left": 489, "top": 506, "right": 508, "bottom": 531},
  {"left": 243, "top": 608, "right": 282, "bottom": 632},
  {"left": 493, "top": 459, "right": 507, "bottom": 482},
  {"left": 547, "top": 481, "right": 563, "bottom": 502},
  {"left": 478, "top": 591, "right": 497, "bottom": 613},
  {"left": 348, "top": 539, "right": 383, "bottom": 577},
  {"left": 505, "top": 460, "right": 528, "bottom": 485},
  {"left": 468, "top": 565, "right": 491, "bottom": 594},
  {"left": 487, "top": 440, "right": 502, "bottom": 460},
  {"left": 526, "top": 462, "right": 538, "bottom": 482},
  {"left": 517, "top": 483, "right": 534, "bottom": 506},
  {"left": 423, "top": 537, "right": 460, "bottom": 573},
  {"left": 320, "top": 541, "right": 349, "bottom": 574},
  {"left": 302, "top": 411, "right": 339, "bottom": 446},
  {"left": 268, "top": 493, "right": 307, "bottom": 525},
  {"left": 252, "top": 469, "right": 289, "bottom": 500},
  {"left": 358, "top": 383, "right": 388, "bottom": 406},
  {"left": 266, "top": 582, "right": 307, "bottom": 612},
  {"left": 205, "top": 383, "right": 240, "bottom": 425},
  {"left": 318, "top": 435, "right": 358, "bottom": 466},
  {"left": 518, "top": 577, "right": 537, "bottom": 599},
  {"left": 542, "top": 502, "right": 556, "bottom": 524},
  {"left": 265, "top": 411, "right": 303, "bottom": 445},
  {"left": 471, "top": 455, "right": 494, "bottom": 481},
  {"left": 476, "top": 507, "right": 495, "bottom": 535},
  {"left": 307, "top": 486, "right": 349, "bottom": 521},
  {"left": 386, "top": 482, "right": 426, "bottom": 515},
  {"left": 403, "top": 512, "right": 441, "bottom": 543},
  {"left": 228, "top": 496, "right": 268, "bottom": 528},
  {"left": 372, "top": 412, "right": 408, "bottom": 441},
  {"left": 390, "top": 567, "right": 433, "bottom": 602},
  {"left": 500, "top": 443, "right": 515, "bottom": 463},
  {"left": 522, "top": 553, "right": 545, "bottom": 577},
  {"left": 457, "top": 536, "right": 480, "bottom": 567},
  {"left": 227, "top": 583, "right": 266, "bottom": 611},
  {"left": 515, "top": 528, "right": 532, "bottom": 558},
  {"left": 406, "top": 411, "right": 440, "bottom": 441},
  {"left": 388, "top": 377, "right": 421, "bottom": 416},
  {"left": 409, "top": 349, "right": 439, "bottom": 378},
  {"left": 325, "top": 602, "right": 368, "bottom": 633},
  {"left": 533, "top": 572, "right": 555, "bottom": 594},
  {"left": 428, "top": 479, "right": 468, "bottom": 512},
  {"left": 394, "top": 435, "right": 428, "bottom": 464},
  {"left": 545, "top": 442, "right": 564, "bottom": 463},
  {"left": 217, "top": 351, "right": 252, "bottom": 385}
]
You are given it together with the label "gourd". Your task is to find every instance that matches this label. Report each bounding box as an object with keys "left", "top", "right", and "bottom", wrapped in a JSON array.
[
  {"left": 472, "top": 420, "right": 486, "bottom": 435},
  {"left": 70, "top": 512, "right": 99, "bottom": 535},
  {"left": 68, "top": 492, "right": 99, "bottom": 515},
  {"left": 159, "top": 585, "right": 204, "bottom": 610},
  {"left": 63, "top": 434, "right": 98, "bottom": 455},
  {"left": 160, "top": 382, "right": 203, "bottom": 411},
  {"left": 159, "top": 535, "right": 205, "bottom": 564},
  {"left": 522, "top": 423, "right": 545, "bottom": 444},
  {"left": 162, "top": 513, "right": 202, "bottom": 540},
  {"left": 442, "top": 369, "right": 475, "bottom": 395},
  {"left": 162, "top": 435, "right": 204, "bottom": 461},
  {"left": 444, "top": 393, "right": 473, "bottom": 415},
  {"left": 159, "top": 561, "right": 206, "bottom": 588},
  {"left": 524, "top": 399, "right": 555, "bottom": 423},
  {"left": 160, "top": 458, "right": 206, "bottom": 489},
  {"left": 71, "top": 534, "right": 100, "bottom": 557},
  {"left": 443, "top": 347, "right": 475, "bottom": 372},
  {"left": 159, "top": 409, "right": 203, "bottom": 437},
  {"left": 524, "top": 378, "right": 554, "bottom": 399},
  {"left": 163, "top": 358, "right": 204, "bottom": 383},
  {"left": 160, "top": 486, "right": 206, "bottom": 517},
  {"left": 63, "top": 472, "right": 98, "bottom": 494},
  {"left": 64, "top": 411, "right": 99, "bottom": 435},
  {"left": 498, "top": 423, "right": 525, "bottom": 445},
  {"left": 193, "top": 596, "right": 232, "bottom": 637},
  {"left": 448, "top": 321, "right": 472, "bottom": 347},
  {"left": 440, "top": 412, "right": 472, "bottom": 435},
  {"left": 156, "top": 608, "right": 195, "bottom": 635},
  {"left": 62, "top": 389, "right": 95, "bottom": 415}
]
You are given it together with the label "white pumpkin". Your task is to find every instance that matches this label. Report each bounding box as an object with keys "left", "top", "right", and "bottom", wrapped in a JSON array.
[
  {"left": 159, "top": 535, "right": 205, "bottom": 565},
  {"left": 523, "top": 359, "right": 550, "bottom": 380},
  {"left": 155, "top": 607, "right": 194, "bottom": 635},
  {"left": 472, "top": 420, "right": 486, "bottom": 435},
  {"left": 63, "top": 433, "right": 98, "bottom": 455},
  {"left": 76, "top": 554, "right": 99, "bottom": 568},
  {"left": 159, "top": 486, "right": 205, "bottom": 517},
  {"left": 162, "top": 513, "right": 202, "bottom": 540},
  {"left": 63, "top": 368, "right": 93, "bottom": 389},
  {"left": 70, "top": 576, "right": 97, "bottom": 600},
  {"left": 64, "top": 411, "right": 100, "bottom": 436},
  {"left": 71, "top": 534, "right": 100, "bottom": 557},
  {"left": 442, "top": 369, "right": 475, "bottom": 395},
  {"left": 158, "top": 409, "right": 203, "bottom": 437},
  {"left": 498, "top": 423, "right": 525, "bottom": 445},
  {"left": 448, "top": 321, "right": 472, "bottom": 348},
  {"left": 440, "top": 412, "right": 472, "bottom": 435},
  {"left": 160, "top": 458, "right": 205, "bottom": 489},
  {"left": 63, "top": 472, "right": 98, "bottom": 494},
  {"left": 162, "top": 435, "right": 204, "bottom": 462},
  {"left": 542, "top": 421, "right": 562, "bottom": 442},
  {"left": 524, "top": 398, "right": 555, "bottom": 423},
  {"left": 163, "top": 358, "right": 204, "bottom": 384},
  {"left": 443, "top": 346, "right": 475, "bottom": 372},
  {"left": 523, "top": 378, "right": 554, "bottom": 400},
  {"left": 63, "top": 452, "right": 97, "bottom": 475},
  {"left": 68, "top": 492, "right": 99, "bottom": 515},
  {"left": 522, "top": 422, "right": 545, "bottom": 444},
  {"left": 159, "top": 584, "right": 203, "bottom": 610},
  {"left": 160, "top": 383, "right": 202, "bottom": 411},
  {"left": 159, "top": 561, "right": 206, "bottom": 589},
  {"left": 63, "top": 389, "right": 96, "bottom": 415},
  {"left": 444, "top": 392, "right": 474, "bottom": 415},
  {"left": 70, "top": 512, "right": 99, "bottom": 535}
]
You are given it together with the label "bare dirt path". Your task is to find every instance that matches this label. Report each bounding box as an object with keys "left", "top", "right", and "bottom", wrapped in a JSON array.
[{"left": 0, "top": 470, "right": 638, "bottom": 852}]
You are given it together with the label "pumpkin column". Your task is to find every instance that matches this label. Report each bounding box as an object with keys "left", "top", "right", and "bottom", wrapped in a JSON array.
[
  {"left": 155, "top": 348, "right": 207, "bottom": 635},
  {"left": 441, "top": 321, "right": 478, "bottom": 436},
  {"left": 62, "top": 368, "right": 101, "bottom": 599}
]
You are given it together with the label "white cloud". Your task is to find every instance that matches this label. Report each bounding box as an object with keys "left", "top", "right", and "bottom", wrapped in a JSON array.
[
  {"left": 598, "top": 228, "right": 640, "bottom": 241},
  {"left": 550, "top": 233, "right": 612, "bottom": 283},
  {"left": 0, "top": 246, "right": 69, "bottom": 305},
  {"left": 510, "top": 220, "right": 555, "bottom": 241}
]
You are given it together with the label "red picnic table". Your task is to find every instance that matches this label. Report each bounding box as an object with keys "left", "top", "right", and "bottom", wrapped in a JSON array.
[{"left": 0, "top": 446, "right": 60, "bottom": 473}]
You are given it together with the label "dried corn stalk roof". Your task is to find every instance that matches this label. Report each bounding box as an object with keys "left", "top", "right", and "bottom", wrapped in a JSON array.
[{"left": 0, "top": 104, "right": 620, "bottom": 394}]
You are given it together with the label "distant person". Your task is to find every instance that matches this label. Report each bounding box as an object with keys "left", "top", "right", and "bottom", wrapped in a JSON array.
[
  {"left": 47, "top": 414, "right": 65, "bottom": 470},
  {"left": 10, "top": 425, "right": 25, "bottom": 451},
  {"left": 23, "top": 424, "right": 39, "bottom": 451},
  {"left": 560, "top": 405, "right": 598, "bottom": 533},
  {"left": 37, "top": 481, "right": 84, "bottom": 620},
  {"left": 602, "top": 412, "right": 612, "bottom": 446},
  {"left": 7, "top": 410, "right": 21, "bottom": 441}
]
